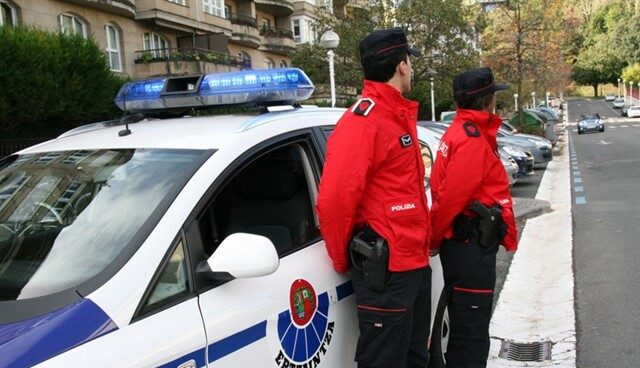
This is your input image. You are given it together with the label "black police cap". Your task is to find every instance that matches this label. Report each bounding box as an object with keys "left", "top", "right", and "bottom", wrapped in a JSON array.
[
  {"left": 359, "top": 27, "right": 421, "bottom": 63},
  {"left": 453, "top": 67, "right": 508, "bottom": 102}
]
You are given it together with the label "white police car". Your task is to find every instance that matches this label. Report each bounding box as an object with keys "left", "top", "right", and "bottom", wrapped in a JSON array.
[{"left": 0, "top": 69, "right": 447, "bottom": 367}]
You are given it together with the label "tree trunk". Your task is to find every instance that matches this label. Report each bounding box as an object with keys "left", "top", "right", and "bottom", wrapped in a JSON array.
[{"left": 593, "top": 84, "right": 598, "bottom": 97}]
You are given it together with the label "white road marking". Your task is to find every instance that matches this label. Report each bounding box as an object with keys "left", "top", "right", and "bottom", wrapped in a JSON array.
[
  {"left": 609, "top": 126, "right": 617, "bottom": 129},
  {"left": 600, "top": 140, "right": 612, "bottom": 145},
  {"left": 488, "top": 128, "right": 575, "bottom": 367},
  {"left": 620, "top": 125, "right": 629, "bottom": 128},
  {"left": 634, "top": 124, "right": 640, "bottom": 127}
]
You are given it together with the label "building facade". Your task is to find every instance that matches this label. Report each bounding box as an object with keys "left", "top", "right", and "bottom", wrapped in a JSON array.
[{"left": 0, "top": 0, "right": 364, "bottom": 79}]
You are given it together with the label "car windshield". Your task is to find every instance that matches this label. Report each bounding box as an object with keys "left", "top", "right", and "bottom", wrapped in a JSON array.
[
  {"left": 0, "top": 149, "right": 206, "bottom": 301},
  {"left": 582, "top": 114, "right": 600, "bottom": 120}
]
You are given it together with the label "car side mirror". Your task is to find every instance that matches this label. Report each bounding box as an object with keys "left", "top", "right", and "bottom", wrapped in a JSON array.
[{"left": 197, "top": 233, "right": 279, "bottom": 280}]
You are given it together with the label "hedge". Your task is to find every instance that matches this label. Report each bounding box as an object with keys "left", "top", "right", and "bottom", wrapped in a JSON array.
[{"left": 0, "top": 26, "right": 127, "bottom": 139}]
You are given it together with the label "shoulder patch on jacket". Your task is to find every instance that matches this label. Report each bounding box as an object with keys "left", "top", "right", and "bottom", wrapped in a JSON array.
[
  {"left": 351, "top": 98, "right": 376, "bottom": 116},
  {"left": 463, "top": 122, "right": 481, "bottom": 137}
]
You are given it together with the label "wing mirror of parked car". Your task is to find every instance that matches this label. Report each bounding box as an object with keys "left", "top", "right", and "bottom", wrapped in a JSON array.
[{"left": 197, "top": 233, "right": 279, "bottom": 281}]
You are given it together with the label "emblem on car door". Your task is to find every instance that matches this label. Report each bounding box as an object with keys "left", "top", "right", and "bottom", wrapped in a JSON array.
[{"left": 271, "top": 279, "right": 335, "bottom": 367}]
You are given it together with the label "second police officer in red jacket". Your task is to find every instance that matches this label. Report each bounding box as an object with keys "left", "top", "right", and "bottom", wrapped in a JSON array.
[
  {"left": 317, "top": 28, "right": 432, "bottom": 368},
  {"left": 430, "top": 67, "right": 518, "bottom": 368}
]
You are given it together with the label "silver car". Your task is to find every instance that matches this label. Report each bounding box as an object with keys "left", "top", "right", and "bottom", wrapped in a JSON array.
[
  {"left": 577, "top": 113, "right": 605, "bottom": 134},
  {"left": 496, "top": 129, "right": 553, "bottom": 166}
]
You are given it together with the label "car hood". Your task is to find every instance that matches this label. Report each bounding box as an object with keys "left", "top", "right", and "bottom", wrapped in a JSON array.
[{"left": 0, "top": 299, "right": 117, "bottom": 367}]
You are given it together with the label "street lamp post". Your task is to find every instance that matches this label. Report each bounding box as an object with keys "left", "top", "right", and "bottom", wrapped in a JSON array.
[
  {"left": 617, "top": 78, "right": 621, "bottom": 99},
  {"left": 545, "top": 91, "right": 550, "bottom": 106},
  {"left": 631, "top": 81, "right": 635, "bottom": 105},
  {"left": 430, "top": 77, "right": 435, "bottom": 121},
  {"left": 531, "top": 91, "right": 536, "bottom": 107},
  {"left": 514, "top": 93, "right": 518, "bottom": 111},
  {"left": 320, "top": 30, "right": 340, "bottom": 108}
]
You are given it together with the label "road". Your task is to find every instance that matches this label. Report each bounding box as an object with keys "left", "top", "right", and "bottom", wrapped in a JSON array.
[{"left": 568, "top": 98, "right": 640, "bottom": 367}]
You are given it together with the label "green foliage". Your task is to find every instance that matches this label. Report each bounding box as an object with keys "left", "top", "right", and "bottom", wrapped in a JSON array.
[
  {"left": 291, "top": 1, "right": 478, "bottom": 120},
  {"left": 569, "top": 1, "right": 639, "bottom": 91},
  {"left": 621, "top": 63, "right": 640, "bottom": 83},
  {"left": 0, "top": 26, "right": 126, "bottom": 139}
]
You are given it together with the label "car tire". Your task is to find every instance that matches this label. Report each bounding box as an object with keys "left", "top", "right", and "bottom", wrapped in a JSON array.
[
  {"left": 429, "top": 290, "right": 449, "bottom": 368},
  {"left": 599, "top": 127, "right": 605, "bottom": 132},
  {"left": 577, "top": 128, "right": 583, "bottom": 134}
]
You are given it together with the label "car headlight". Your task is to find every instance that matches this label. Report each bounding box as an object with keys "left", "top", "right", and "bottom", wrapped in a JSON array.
[{"left": 503, "top": 145, "right": 527, "bottom": 158}]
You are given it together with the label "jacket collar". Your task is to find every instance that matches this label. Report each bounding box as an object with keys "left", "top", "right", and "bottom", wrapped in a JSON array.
[
  {"left": 454, "top": 108, "right": 502, "bottom": 143},
  {"left": 361, "top": 80, "right": 419, "bottom": 119}
]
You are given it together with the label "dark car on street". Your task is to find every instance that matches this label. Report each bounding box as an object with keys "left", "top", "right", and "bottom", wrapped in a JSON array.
[{"left": 577, "top": 113, "right": 605, "bottom": 134}]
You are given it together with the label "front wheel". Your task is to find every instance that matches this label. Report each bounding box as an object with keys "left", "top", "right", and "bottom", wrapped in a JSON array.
[
  {"left": 429, "top": 290, "right": 449, "bottom": 368},
  {"left": 599, "top": 127, "right": 605, "bottom": 132},
  {"left": 577, "top": 128, "right": 583, "bottom": 134}
]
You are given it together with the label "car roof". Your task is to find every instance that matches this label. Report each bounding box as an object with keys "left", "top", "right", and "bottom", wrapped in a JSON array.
[{"left": 19, "top": 107, "right": 345, "bottom": 154}]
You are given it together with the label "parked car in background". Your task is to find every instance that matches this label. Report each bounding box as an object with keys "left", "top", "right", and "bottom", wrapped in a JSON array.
[
  {"left": 628, "top": 106, "right": 640, "bottom": 118},
  {"left": 577, "top": 113, "right": 605, "bottom": 134},
  {"left": 499, "top": 144, "right": 534, "bottom": 178},
  {"left": 604, "top": 93, "right": 616, "bottom": 101},
  {"left": 500, "top": 120, "right": 519, "bottom": 134},
  {"left": 500, "top": 150, "right": 520, "bottom": 186},
  {"left": 613, "top": 98, "right": 625, "bottom": 109},
  {"left": 496, "top": 129, "right": 553, "bottom": 166},
  {"left": 621, "top": 105, "right": 629, "bottom": 117}
]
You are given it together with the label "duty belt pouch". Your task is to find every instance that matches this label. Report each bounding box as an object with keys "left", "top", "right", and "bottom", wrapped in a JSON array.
[{"left": 350, "top": 229, "right": 389, "bottom": 292}]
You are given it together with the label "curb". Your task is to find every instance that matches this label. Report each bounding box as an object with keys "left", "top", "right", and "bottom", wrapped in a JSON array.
[{"left": 513, "top": 197, "right": 551, "bottom": 222}]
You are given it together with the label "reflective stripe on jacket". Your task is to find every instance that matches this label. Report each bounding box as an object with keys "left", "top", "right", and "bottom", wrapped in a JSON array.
[
  {"left": 430, "top": 109, "right": 518, "bottom": 252},
  {"left": 317, "top": 80, "right": 431, "bottom": 273}
]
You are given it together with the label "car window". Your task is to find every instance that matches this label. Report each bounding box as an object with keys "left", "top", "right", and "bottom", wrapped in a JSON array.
[
  {"left": 0, "top": 149, "right": 206, "bottom": 301},
  {"left": 137, "top": 238, "right": 191, "bottom": 317},
  {"left": 195, "top": 142, "right": 320, "bottom": 261}
]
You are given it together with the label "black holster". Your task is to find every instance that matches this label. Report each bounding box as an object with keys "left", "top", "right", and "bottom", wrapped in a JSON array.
[
  {"left": 350, "top": 226, "right": 389, "bottom": 291},
  {"left": 453, "top": 201, "right": 506, "bottom": 250}
]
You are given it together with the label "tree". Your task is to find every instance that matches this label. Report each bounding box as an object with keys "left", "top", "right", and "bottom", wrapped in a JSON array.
[
  {"left": 567, "top": 1, "right": 638, "bottom": 94},
  {"left": 291, "top": 0, "right": 480, "bottom": 119},
  {"left": 621, "top": 63, "right": 640, "bottom": 83},
  {"left": 0, "top": 26, "right": 126, "bottom": 139},
  {"left": 482, "top": 0, "right": 570, "bottom": 115}
]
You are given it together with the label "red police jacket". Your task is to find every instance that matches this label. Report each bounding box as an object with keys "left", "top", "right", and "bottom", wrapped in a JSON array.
[
  {"left": 317, "top": 80, "right": 431, "bottom": 274},
  {"left": 430, "top": 109, "right": 518, "bottom": 252}
]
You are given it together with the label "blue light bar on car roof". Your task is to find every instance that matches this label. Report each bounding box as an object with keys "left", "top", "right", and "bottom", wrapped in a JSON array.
[{"left": 114, "top": 68, "right": 315, "bottom": 112}]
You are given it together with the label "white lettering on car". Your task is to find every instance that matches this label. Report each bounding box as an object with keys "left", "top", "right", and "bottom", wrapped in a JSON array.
[{"left": 499, "top": 198, "right": 510, "bottom": 205}]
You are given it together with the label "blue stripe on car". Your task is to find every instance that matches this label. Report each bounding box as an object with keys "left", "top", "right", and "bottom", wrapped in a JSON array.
[
  {"left": 208, "top": 320, "right": 267, "bottom": 363},
  {"left": 336, "top": 281, "right": 354, "bottom": 301},
  {"left": 0, "top": 299, "right": 117, "bottom": 367},
  {"left": 158, "top": 348, "right": 207, "bottom": 368}
]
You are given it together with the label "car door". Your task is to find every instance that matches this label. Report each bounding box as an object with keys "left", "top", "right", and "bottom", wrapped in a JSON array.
[{"left": 184, "top": 132, "right": 358, "bottom": 367}]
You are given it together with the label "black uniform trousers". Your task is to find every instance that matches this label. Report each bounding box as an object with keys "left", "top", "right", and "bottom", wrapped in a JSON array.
[
  {"left": 350, "top": 266, "right": 432, "bottom": 368},
  {"left": 439, "top": 238, "right": 498, "bottom": 368}
]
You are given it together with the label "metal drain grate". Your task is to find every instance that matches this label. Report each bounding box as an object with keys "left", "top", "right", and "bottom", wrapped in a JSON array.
[{"left": 499, "top": 340, "right": 552, "bottom": 362}]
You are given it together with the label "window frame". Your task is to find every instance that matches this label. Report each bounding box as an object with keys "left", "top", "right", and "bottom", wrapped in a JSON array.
[
  {"left": 0, "top": 0, "right": 18, "bottom": 27},
  {"left": 264, "top": 57, "right": 275, "bottom": 69},
  {"left": 58, "top": 13, "right": 87, "bottom": 38},
  {"left": 143, "top": 32, "right": 170, "bottom": 58},
  {"left": 132, "top": 232, "right": 196, "bottom": 322},
  {"left": 105, "top": 24, "right": 123, "bottom": 72},
  {"left": 183, "top": 131, "right": 325, "bottom": 294},
  {"left": 292, "top": 17, "right": 301, "bottom": 43},
  {"left": 166, "top": 0, "right": 187, "bottom": 6},
  {"left": 203, "top": 0, "right": 224, "bottom": 17}
]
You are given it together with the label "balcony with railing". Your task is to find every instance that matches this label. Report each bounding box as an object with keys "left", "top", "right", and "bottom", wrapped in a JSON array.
[
  {"left": 227, "top": 13, "right": 261, "bottom": 48},
  {"left": 63, "top": 0, "right": 136, "bottom": 17},
  {"left": 133, "top": 48, "right": 252, "bottom": 77},
  {"left": 259, "top": 26, "right": 296, "bottom": 56},
  {"left": 254, "top": 0, "right": 294, "bottom": 16}
]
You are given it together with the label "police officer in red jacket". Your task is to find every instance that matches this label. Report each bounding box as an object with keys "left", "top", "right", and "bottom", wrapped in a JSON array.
[
  {"left": 317, "top": 28, "right": 431, "bottom": 368},
  {"left": 430, "top": 67, "right": 518, "bottom": 368}
]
